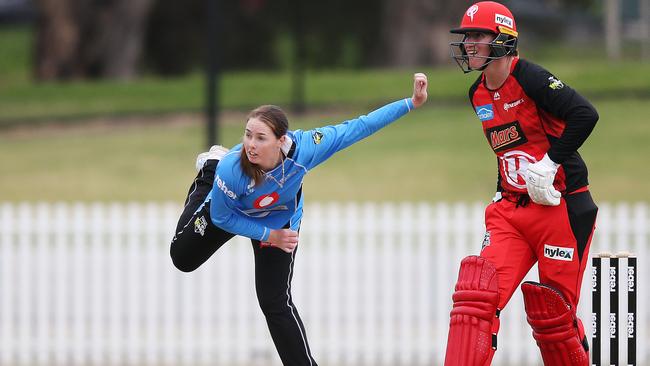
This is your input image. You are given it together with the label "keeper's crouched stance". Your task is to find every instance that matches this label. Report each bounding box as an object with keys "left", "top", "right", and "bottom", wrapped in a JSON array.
[{"left": 444, "top": 2, "right": 599, "bottom": 365}]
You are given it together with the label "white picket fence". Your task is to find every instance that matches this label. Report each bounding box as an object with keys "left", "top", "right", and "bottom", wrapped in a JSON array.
[{"left": 0, "top": 202, "right": 648, "bottom": 366}]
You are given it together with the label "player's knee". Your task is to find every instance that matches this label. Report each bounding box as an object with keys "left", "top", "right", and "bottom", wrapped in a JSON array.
[
  {"left": 449, "top": 255, "right": 500, "bottom": 324},
  {"left": 256, "top": 292, "right": 290, "bottom": 316},
  {"left": 170, "top": 244, "right": 201, "bottom": 273}
]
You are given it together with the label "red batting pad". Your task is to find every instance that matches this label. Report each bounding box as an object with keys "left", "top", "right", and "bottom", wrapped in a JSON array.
[
  {"left": 444, "top": 256, "right": 500, "bottom": 366},
  {"left": 521, "top": 281, "right": 589, "bottom": 365}
]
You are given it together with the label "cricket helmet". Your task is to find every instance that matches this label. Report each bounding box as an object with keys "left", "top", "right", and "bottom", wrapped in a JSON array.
[{"left": 449, "top": 1, "right": 519, "bottom": 73}]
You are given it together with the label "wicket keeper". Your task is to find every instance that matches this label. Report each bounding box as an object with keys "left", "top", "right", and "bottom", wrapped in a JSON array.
[{"left": 444, "top": 2, "right": 599, "bottom": 365}]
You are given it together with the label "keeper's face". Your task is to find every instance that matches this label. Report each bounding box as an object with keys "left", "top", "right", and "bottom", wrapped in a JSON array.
[{"left": 463, "top": 32, "right": 496, "bottom": 70}]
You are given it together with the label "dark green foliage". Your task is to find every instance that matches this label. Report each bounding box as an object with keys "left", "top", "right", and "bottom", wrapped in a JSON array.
[{"left": 143, "top": 0, "right": 382, "bottom": 74}]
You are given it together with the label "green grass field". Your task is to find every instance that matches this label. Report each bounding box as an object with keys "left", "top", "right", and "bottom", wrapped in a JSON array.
[
  {"left": 1, "top": 98, "right": 647, "bottom": 202},
  {"left": 1, "top": 26, "right": 649, "bottom": 202}
]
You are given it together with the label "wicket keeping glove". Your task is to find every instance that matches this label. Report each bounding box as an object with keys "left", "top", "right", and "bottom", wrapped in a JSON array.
[{"left": 525, "top": 153, "right": 561, "bottom": 206}]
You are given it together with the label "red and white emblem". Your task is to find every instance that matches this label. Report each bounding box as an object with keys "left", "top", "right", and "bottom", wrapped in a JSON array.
[
  {"left": 254, "top": 192, "right": 279, "bottom": 209},
  {"left": 500, "top": 150, "right": 536, "bottom": 189},
  {"left": 466, "top": 5, "right": 479, "bottom": 21}
]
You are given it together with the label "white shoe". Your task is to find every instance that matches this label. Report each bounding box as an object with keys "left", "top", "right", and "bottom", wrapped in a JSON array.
[{"left": 195, "top": 145, "right": 229, "bottom": 172}]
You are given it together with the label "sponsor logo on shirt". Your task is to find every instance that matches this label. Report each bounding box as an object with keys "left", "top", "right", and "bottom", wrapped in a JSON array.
[
  {"left": 503, "top": 98, "right": 524, "bottom": 111},
  {"left": 495, "top": 14, "right": 514, "bottom": 28},
  {"left": 254, "top": 192, "right": 279, "bottom": 209},
  {"left": 475, "top": 104, "right": 494, "bottom": 122},
  {"left": 548, "top": 76, "right": 565, "bottom": 90},
  {"left": 544, "top": 244, "right": 574, "bottom": 261},
  {"left": 194, "top": 216, "right": 208, "bottom": 236},
  {"left": 484, "top": 121, "right": 528, "bottom": 152},
  {"left": 216, "top": 175, "right": 237, "bottom": 200},
  {"left": 312, "top": 131, "right": 324, "bottom": 144},
  {"left": 493, "top": 91, "right": 501, "bottom": 100}
]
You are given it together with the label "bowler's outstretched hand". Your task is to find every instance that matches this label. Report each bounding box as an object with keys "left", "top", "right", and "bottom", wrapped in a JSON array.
[{"left": 412, "top": 72, "right": 428, "bottom": 108}]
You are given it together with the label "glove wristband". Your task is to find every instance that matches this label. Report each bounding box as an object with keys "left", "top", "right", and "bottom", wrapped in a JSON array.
[{"left": 540, "top": 153, "right": 559, "bottom": 170}]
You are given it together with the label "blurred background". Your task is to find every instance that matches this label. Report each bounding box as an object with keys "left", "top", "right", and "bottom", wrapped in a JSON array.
[{"left": 0, "top": 0, "right": 649, "bottom": 365}]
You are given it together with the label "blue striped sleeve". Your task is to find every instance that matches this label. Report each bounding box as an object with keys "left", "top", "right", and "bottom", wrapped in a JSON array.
[{"left": 297, "top": 98, "right": 413, "bottom": 170}]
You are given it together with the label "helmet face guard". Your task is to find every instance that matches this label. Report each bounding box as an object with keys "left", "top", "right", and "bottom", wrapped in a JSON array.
[{"left": 450, "top": 33, "right": 518, "bottom": 73}]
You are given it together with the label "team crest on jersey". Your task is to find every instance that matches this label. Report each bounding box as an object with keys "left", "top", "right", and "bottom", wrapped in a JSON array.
[
  {"left": 548, "top": 76, "right": 564, "bottom": 90},
  {"left": 484, "top": 121, "right": 528, "bottom": 152},
  {"left": 194, "top": 216, "right": 208, "bottom": 236},
  {"left": 312, "top": 131, "right": 324, "bottom": 144},
  {"left": 475, "top": 104, "right": 494, "bottom": 122}
]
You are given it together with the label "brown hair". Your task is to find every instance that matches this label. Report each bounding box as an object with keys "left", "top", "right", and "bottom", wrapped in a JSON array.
[{"left": 240, "top": 105, "right": 289, "bottom": 184}]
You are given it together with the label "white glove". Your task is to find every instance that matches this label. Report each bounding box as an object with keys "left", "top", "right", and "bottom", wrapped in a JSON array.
[{"left": 525, "top": 153, "right": 561, "bottom": 206}]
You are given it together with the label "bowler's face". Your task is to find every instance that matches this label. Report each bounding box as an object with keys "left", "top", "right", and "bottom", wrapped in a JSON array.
[{"left": 243, "top": 118, "right": 282, "bottom": 169}]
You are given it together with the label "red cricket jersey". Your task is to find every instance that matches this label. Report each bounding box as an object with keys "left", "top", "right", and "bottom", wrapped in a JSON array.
[{"left": 468, "top": 58, "right": 598, "bottom": 195}]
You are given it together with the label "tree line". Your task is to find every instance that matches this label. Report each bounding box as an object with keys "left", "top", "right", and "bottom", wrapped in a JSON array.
[{"left": 34, "top": 0, "right": 474, "bottom": 81}]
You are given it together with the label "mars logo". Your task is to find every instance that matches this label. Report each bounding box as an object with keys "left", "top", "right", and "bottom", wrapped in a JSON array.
[
  {"left": 466, "top": 5, "right": 479, "bottom": 21},
  {"left": 500, "top": 150, "right": 535, "bottom": 189},
  {"left": 254, "top": 192, "right": 279, "bottom": 209},
  {"left": 485, "top": 121, "right": 527, "bottom": 152}
]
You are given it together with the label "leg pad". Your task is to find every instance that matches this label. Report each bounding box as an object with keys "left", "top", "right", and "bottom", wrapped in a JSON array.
[
  {"left": 444, "top": 256, "right": 500, "bottom": 366},
  {"left": 521, "top": 281, "right": 589, "bottom": 366}
]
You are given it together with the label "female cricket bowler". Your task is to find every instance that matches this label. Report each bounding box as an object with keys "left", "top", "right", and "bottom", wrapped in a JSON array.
[
  {"left": 170, "top": 73, "right": 428, "bottom": 365},
  {"left": 443, "top": 2, "right": 599, "bottom": 365}
]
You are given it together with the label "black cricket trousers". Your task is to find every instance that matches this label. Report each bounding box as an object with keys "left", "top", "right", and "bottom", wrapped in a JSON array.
[{"left": 170, "top": 159, "right": 317, "bottom": 366}]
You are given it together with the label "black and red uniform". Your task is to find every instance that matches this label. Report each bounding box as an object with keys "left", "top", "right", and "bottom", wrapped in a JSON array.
[{"left": 470, "top": 57, "right": 599, "bottom": 312}]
